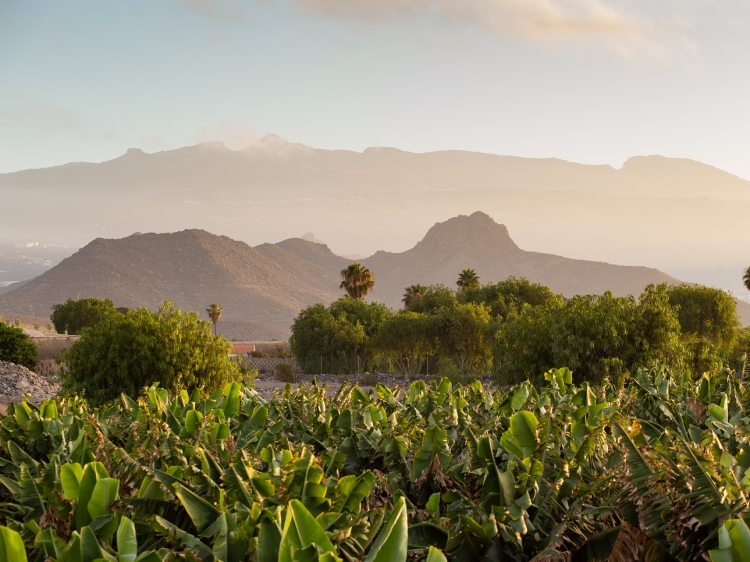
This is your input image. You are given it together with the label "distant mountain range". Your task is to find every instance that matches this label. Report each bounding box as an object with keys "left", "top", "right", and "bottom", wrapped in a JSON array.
[
  {"left": 2, "top": 135, "right": 750, "bottom": 297},
  {"left": 3, "top": 211, "right": 746, "bottom": 339}
]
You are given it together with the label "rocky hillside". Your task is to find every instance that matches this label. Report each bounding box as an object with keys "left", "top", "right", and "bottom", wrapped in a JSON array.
[{"left": 2, "top": 212, "right": 730, "bottom": 337}]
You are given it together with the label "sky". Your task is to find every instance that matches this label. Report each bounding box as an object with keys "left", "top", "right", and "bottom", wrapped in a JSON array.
[{"left": 1, "top": 0, "right": 750, "bottom": 177}]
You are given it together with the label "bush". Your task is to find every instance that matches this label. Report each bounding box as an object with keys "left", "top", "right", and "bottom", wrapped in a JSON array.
[
  {"left": 274, "top": 363, "right": 297, "bottom": 383},
  {"left": 59, "top": 302, "right": 240, "bottom": 406},
  {"left": 51, "top": 297, "right": 121, "bottom": 335},
  {"left": 0, "top": 322, "right": 37, "bottom": 370}
]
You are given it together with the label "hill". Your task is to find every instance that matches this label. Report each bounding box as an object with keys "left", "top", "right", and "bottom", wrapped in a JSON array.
[
  {"left": 361, "top": 212, "right": 680, "bottom": 305},
  {"left": 4, "top": 212, "right": 733, "bottom": 339},
  {"left": 2, "top": 136, "right": 750, "bottom": 297}
]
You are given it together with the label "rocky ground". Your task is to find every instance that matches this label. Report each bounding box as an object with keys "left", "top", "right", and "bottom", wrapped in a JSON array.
[{"left": 0, "top": 361, "right": 60, "bottom": 409}]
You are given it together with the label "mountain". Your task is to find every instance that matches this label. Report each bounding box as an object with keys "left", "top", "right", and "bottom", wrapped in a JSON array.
[
  {"left": 361, "top": 212, "right": 680, "bottom": 305},
  {"left": 2, "top": 136, "right": 750, "bottom": 298},
  {"left": 5, "top": 211, "right": 733, "bottom": 340}
]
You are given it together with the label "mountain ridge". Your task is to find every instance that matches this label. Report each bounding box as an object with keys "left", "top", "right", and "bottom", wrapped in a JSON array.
[{"left": 2, "top": 211, "right": 731, "bottom": 340}]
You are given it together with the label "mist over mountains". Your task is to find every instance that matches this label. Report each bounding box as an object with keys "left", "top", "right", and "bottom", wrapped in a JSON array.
[
  {"left": 6, "top": 211, "right": 746, "bottom": 341},
  {"left": 1, "top": 135, "right": 749, "bottom": 299}
]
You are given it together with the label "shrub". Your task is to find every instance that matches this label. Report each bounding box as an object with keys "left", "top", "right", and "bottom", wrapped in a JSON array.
[
  {"left": 250, "top": 350, "right": 270, "bottom": 358},
  {"left": 359, "top": 372, "right": 378, "bottom": 387},
  {"left": 274, "top": 362, "right": 297, "bottom": 383},
  {"left": 0, "top": 321, "right": 38, "bottom": 370},
  {"left": 59, "top": 302, "right": 240, "bottom": 406}
]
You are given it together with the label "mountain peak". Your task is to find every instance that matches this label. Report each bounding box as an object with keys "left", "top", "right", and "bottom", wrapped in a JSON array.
[{"left": 416, "top": 212, "right": 519, "bottom": 253}]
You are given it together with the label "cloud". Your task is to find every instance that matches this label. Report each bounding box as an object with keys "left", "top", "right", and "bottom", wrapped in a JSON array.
[
  {"left": 181, "top": 0, "right": 695, "bottom": 61},
  {"left": 292, "top": 0, "right": 692, "bottom": 59},
  {"left": 195, "top": 121, "right": 259, "bottom": 149}
]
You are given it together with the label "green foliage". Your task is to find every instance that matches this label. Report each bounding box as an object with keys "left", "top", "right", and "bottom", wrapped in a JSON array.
[
  {"left": 494, "top": 285, "right": 684, "bottom": 385},
  {"left": 457, "top": 276, "right": 563, "bottom": 320},
  {"left": 456, "top": 268, "right": 480, "bottom": 291},
  {"left": 0, "top": 321, "right": 37, "bottom": 370},
  {"left": 404, "top": 285, "right": 456, "bottom": 314},
  {"left": 372, "top": 311, "right": 436, "bottom": 376},
  {"left": 59, "top": 302, "right": 240, "bottom": 405},
  {"left": 3, "top": 367, "right": 750, "bottom": 560},
  {"left": 290, "top": 298, "right": 390, "bottom": 374},
  {"left": 667, "top": 284, "right": 741, "bottom": 374},
  {"left": 339, "top": 262, "right": 375, "bottom": 299},
  {"left": 50, "top": 297, "right": 121, "bottom": 335}
]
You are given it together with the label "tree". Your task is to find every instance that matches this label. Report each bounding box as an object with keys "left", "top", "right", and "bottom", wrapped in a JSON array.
[
  {"left": 405, "top": 285, "right": 456, "bottom": 314},
  {"left": 373, "top": 311, "right": 436, "bottom": 376},
  {"left": 339, "top": 262, "right": 375, "bottom": 299},
  {"left": 744, "top": 266, "right": 750, "bottom": 291},
  {"left": 0, "top": 322, "right": 37, "bottom": 370},
  {"left": 458, "top": 276, "right": 562, "bottom": 320},
  {"left": 402, "top": 284, "right": 427, "bottom": 308},
  {"left": 431, "top": 302, "right": 492, "bottom": 376},
  {"left": 206, "top": 303, "right": 223, "bottom": 336},
  {"left": 666, "top": 284, "right": 739, "bottom": 355},
  {"left": 289, "top": 303, "right": 367, "bottom": 374},
  {"left": 456, "top": 268, "right": 480, "bottom": 291},
  {"left": 59, "top": 302, "right": 239, "bottom": 406},
  {"left": 51, "top": 297, "right": 120, "bottom": 335}
]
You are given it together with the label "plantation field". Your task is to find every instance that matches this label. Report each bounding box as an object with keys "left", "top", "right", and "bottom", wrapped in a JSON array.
[{"left": 1, "top": 370, "right": 750, "bottom": 561}]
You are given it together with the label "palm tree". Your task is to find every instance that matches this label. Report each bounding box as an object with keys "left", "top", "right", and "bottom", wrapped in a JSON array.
[
  {"left": 402, "top": 284, "right": 426, "bottom": 308},
  {"left": 456, "top": 268, "right": 480, "bottom": 291},
  {"left": 744, "top": 266, "right": 750, "bottom": 291},
  {"left": 206, "top": 303, "right": 222, "bottom": 336},
  {"left": 340, "top": 262, "right": 375, "bottom": 299}
]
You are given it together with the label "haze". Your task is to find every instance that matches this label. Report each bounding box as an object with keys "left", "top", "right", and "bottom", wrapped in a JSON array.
[{"left": 1, "top": 1, "right": 749, "bottom": 300}]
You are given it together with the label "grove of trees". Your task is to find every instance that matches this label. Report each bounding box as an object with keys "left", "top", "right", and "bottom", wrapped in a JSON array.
[{"left": 290, "top": 276, "right": 748, "bottom": 383}]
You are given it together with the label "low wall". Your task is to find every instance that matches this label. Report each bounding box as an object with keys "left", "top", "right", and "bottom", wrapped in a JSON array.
[{"left": 29, "top": 336, "right": 80, "bottom": 360}]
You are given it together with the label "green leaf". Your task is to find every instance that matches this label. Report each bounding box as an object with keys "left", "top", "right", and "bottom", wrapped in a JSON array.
[
  {"left": 365, "top": 496, "right": 407, "bottom": 562},
  {"left": 279, "top": 499, "right": 336, "bottom": 562},
  {"left": 61, "top": 463, "right": 84, "bottom": 500},
  {"left": 425, "top": 493, "right": 440, "bottom": 514},
  {"left": 258, "top": 519, "right": 281, "bottom": 562},
  {"left": 173, "top": 483, "right": 221, "bottom": 533},
  {"left": 425, "top": 546, "right": 448, "bottom": 562},
  {"left": 510, "top": 411, "right": 538, "bottom": 450},
  {"left": 117, "top": 517, "right": 138, "bottom": 562},
  {"left": 221, "top": 382, "right": 241, "bottom": 418},
  {"left": 87, "top": 478, "right": 120, "bottom": 520},
  {"left": 0, "top": 525, "right": 27, "bottom": 562},
  {"left": 185, "top": 410, "right": 203, "bottom": 434},
  {"left": 408, "top": 523, "right": 448, "bottom": 550}
]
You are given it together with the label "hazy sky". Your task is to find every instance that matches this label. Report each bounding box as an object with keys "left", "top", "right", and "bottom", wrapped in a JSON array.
[{"left": 1, "top": 0, "right": 749, "bottom": 177}]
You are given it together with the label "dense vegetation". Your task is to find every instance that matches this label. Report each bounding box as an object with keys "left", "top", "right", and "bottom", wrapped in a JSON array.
[
  {"left": 291, "top": 279, "right": 746, "bottom": 383},
  {"left": 51, "top": 298, "right": 126, "bottom": 335},
  {"left": 0, "top": 321, "right": 37, "bottom": 369},
  {"left": 3, "top": 368, "right": 750, "bottom": 560},
  {"left": 59, "top": 302, "right": 240, "bottom": 406}
]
